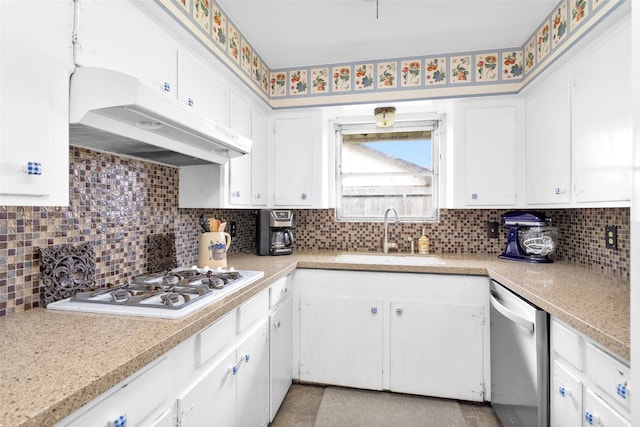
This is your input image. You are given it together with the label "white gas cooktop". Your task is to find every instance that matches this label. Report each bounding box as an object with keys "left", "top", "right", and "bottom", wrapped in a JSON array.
[{"left": 46, "top": 268, "right": 264, "bottom": 319}]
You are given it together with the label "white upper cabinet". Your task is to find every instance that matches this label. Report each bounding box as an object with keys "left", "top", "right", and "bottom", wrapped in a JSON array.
[
  {"left": 0, "top": 1, "right": 74, "bottom": 206},
  {"left": 521, "top": 12, "right": 631, "bottom": 207},
  {"left": 271, "top": 111, "right": 326, "bottom": 207},
  {"left": 178, "top": 50, "right": 230, "bottom": 126},
  {"left": 251, "top": 109, "right": 268, "bottom": 206},
  {"left": 453, "top": 97, "right": 523, "bottom": 207},
  {"left": 570, "top": 17, "right": 631, "bottom": 204},
  {"left": 229, "top": 92, "right": 253, "bottom": 206},
  {"left": 74, "top": 0, "right": 178, "bottom": 98},
  {"left": 524, "top": 75, "right": 571, "bottom": 205},
  {"left": 180, "top": 98, "right": 269, "bottom": 209}
]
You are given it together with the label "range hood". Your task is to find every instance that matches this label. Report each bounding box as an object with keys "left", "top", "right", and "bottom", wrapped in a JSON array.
[{"left": 69, "top": 67, "right": 252, "bottom": 167}]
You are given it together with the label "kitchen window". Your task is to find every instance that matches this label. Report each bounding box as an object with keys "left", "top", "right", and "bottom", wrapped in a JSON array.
[{"left": 335, "top": 119, "right": 440, "bottom": 222}]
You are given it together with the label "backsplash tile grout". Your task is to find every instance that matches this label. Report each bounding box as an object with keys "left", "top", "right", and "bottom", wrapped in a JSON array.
[{"left": 0, "top": 148, "right": 630, "bottom": 316}]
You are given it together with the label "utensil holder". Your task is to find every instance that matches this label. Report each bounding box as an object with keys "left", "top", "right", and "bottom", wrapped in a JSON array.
[{"left": 198, "top": 232, "right": 232, "bottom": 268}]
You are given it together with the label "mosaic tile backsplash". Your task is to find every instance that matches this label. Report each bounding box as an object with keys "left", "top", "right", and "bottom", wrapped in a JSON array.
[{"left": 0, "top": 147, "right": 630, "bottom": 316}]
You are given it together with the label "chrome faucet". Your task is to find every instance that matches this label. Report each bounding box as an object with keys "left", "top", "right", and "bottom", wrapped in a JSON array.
[{"left": 383, "top": 207, "right": 399, "bottom": 253}]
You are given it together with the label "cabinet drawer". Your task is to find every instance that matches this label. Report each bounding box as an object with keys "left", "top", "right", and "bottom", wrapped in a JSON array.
[
  {"left": 197, "top": 311, "right": 236, "bottom": 367},
  {"left": 585, "top": 343, "right": 630, "bottom": 411},
  {"left": 583, "top": 389, "right": 630, "bottom": 426},
  {"left": 58, "top": 357, "right": 170, "bottom": 427},
  {"left": 269, "top": 275, "right": 292, "bottom": 308},
  {"left": 238, "top": 290, "right": 269, "bottom": 333},
  {"left": 551, "top": 319, "right": 583, "bottom": 370}
]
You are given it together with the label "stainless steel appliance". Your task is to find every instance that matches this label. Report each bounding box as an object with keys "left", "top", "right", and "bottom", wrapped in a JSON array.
[
  {"left": 47, "top": 267, "right": 264, "bottom": 319},
  {"left": 490, "top": 280, "right": 549, "bottom": 426},
  {"left": 499, "top": 211, "right": 558, "bottom": 263},
  {"left": 256, "top": 209, "right": 294, "bottom": 256}
]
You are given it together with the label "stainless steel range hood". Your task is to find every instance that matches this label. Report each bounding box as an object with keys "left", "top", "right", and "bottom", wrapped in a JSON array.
[{"left": 69, "top": 67, "right": 251, "bottom": 167}]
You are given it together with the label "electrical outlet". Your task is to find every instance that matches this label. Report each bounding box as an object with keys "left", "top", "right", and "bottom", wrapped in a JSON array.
[
  {"left": 230, "top": 221, "right": 237, "bottom": 237},
  {"left": 486, "top": 221, "right": 500, "bottom": 238},
  {"left": 605, "top": 225, "right": 618, "bottom": 250}
]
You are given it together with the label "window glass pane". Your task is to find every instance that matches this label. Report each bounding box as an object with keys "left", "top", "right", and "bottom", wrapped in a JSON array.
[
  {"left": 341, "top": 131, "right": 432, "bottom": 174},
  {"left": 337, "top": 125, "right": 438, "bottom": 222}
]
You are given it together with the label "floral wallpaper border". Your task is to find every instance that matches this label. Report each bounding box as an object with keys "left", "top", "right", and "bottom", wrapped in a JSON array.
[{"left": 157, "top": 0, "right": 622, "bottom": 106}]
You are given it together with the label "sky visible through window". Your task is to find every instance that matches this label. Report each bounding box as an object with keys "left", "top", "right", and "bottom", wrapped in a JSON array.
[{"left": 362, "top": 139, "right": 433, "bottom": 170}]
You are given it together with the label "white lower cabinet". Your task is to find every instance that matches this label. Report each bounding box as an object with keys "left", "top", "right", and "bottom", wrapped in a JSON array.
[
  {"left": 236, "top": 320, "right": 270, "bottom": 427},
  {"left": 177, "top": 350, "right": 237, "bottom": 426},
  {"left": 552, "top": 360, "right": 583, "bottom": 427},
  {"left": 270, "top": 294, "right": 293, "bottom": 421},
  {"left": 55, "top": 285, "right": 279, "bottom": 427},
  {"left": 299, "top": 295, "right": 384, "bottom": 390},
  {"left": 583, "top": 389, "right": 631, "bottom": 427},
  {"left": 178, "top": 320, "right": 269, "bottom": 427},
  {"left": 550, "top": 318, "right": 630, "bottom": 426},
  {"left": 55, "top": 357, "right": 171, "bottom": 427},
  {"left": 294, "top": 269, "right": 489, "bottom": 402},
  {"left": 389, "top": 301, "right": 485, "bottom": 400}
]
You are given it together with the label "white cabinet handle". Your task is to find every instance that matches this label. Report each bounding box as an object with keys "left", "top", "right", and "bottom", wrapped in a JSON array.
[
  {"left": 187, "top": 97, "right": 194, "bottom": 107},
  {"left": 231, "top": 364, "right": 238, "bottom": 375},
  {"left": 163, "top": 82, "right": 171, "bottom": 93},
  {"left": 371, "top": 307, "right": 378, "bottom": 314},
  {"left": 274, "top": 320, "right": 281, "bottom": 329},
  {"left": 242, "top": 353, "right": 250, "bottom": 363},
  {"left": 301, "top": 193, "right": 307, "bottom": 200},
  {"left": 396, "top": 308, "right": 403, "bottom": 316},
  {"left": 558, "top": 385, "right": 571, "bottom": 397},
  {"left": 255, "top": 193, "right": 261, "bottom": 199}
]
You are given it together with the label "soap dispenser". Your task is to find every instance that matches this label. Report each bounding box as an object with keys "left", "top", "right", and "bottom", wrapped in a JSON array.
[{"left": 418, "top": 228, "right": 430, "bottom": 254}]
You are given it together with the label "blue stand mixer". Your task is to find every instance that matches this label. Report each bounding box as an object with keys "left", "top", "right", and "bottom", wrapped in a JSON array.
[{"left": 499, "top": 211, "right": 558, "bottom": 263}]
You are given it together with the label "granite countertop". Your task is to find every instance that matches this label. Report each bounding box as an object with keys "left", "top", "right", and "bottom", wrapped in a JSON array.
[{"left": 0, "top": 252, "right": 630, "bottom": 427}]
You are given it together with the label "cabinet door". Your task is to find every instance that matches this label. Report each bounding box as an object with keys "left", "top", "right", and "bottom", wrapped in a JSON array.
[
  {"left": 525, "top": 75, "right": 571, "bottom": 204},
  {"left": 0, "top": 1, "right": 72, "bottom": 204},
  {"left": 551, "top": 361, "right": 582, "bottom": 427},
  {"left": 251, "top": 109, "right": 268, "bottom": 206},
  {"left": 237, "top": 320, "right": 270, "bottom": 427},
  {"left": 389, "top": 301, "right": 485, "bottom": 401},
  {"left": 571, "top": 19, "right": 631, "bottom": 203},
  {"left": 273, "top": 117, "right": 315, "bottom": 206},
  {"left": 462, "top": 105, "right": 518, "bottom": 206},
  {"left": 270, "top": 297, "right": 293, "bottom": 421},
  {"left": 299, "top": 295, "right": 383, "bottom": 390},
  {"left": 228, "top": 93, "right": 253, "bottom": 205},
  {"left": 178, "top": 49, "right": 230, "bottom": 125},
  {"left": 74, "top": 0, "right": 178, "bottom": 98},
  {"left": 176, "top": 350, "right": 236, "bottom": 427}
]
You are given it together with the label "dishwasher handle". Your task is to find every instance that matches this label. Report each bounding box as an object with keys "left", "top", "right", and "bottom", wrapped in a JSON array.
[{"left": 490, "top": 294, "right": 534, "bottom": 333}]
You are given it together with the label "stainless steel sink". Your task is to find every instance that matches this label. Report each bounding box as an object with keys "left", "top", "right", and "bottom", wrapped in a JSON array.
[{"left": 335, "top": 253, "right": 446, "bottom": 266}]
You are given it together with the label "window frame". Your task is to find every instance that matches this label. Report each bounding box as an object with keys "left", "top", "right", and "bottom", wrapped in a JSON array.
[{"left": 334, "top": 117, "right": 441, "bottom": 222}]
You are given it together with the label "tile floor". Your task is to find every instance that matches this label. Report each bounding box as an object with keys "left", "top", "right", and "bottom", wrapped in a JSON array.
[{"left": 269, "top": 384, "right": 503, "bottom": 427}]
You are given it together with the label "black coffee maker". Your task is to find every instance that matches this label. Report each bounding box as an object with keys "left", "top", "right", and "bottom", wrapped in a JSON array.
[{"left": 256, "top": 210, "right": 294, "bottom": 255}]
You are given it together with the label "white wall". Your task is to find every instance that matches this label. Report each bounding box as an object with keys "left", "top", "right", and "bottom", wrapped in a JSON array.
[{"left": 630, "top": 0, "right": 639, "bottom": 424}]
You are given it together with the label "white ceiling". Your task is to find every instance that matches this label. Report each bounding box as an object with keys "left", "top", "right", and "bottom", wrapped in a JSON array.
[{"left": 217, "top": 0, "right": 559, "bottom": 69}]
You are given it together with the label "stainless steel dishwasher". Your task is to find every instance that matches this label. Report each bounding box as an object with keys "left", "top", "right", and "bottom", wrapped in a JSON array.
[{"left": 490, "top": 280, "right": 549, "bottom": 427}]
